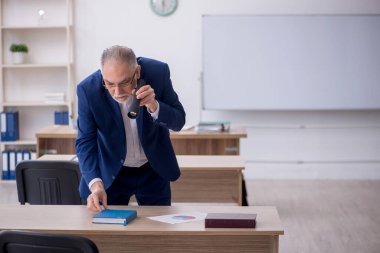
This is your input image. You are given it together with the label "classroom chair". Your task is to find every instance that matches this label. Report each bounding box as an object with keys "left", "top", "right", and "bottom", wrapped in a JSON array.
[
  {"left": 15, "top": 160, "right": 83, "bottom": 205},
  {"left": 0, "top": 230, "right": 99, "bottom": 253}
]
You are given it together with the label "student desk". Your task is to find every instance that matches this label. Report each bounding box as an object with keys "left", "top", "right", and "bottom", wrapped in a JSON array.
[
  {"left": 170, "top": 127, "right": 247, "bottom": 155},
  {"left": 36, "top": 125, "right": 77, "bottom": 158},
  {"left": 39, "top": 154, "right": 245, "bottom": 205},
  {"left": 0, "top": 205, "right": 284, "bottom": 253},
  {"left": 35, "top": 125, "right": 247, "bottom": 157},
  {"left": 36, "top": 125, "right": 248, "bottom": 204}
]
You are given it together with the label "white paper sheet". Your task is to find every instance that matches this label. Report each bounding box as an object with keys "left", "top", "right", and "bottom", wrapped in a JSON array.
[{"left": 148, "top": 212, "right": 207, "bottom": 224}]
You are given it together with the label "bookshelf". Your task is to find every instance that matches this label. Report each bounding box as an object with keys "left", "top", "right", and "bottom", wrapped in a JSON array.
[{"left": 0, "top": 0, "right": 74, "bottom": 179}]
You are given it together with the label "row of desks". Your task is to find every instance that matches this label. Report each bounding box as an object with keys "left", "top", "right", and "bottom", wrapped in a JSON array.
[
  {"left": 36, "top": 125, "right": 248, "bottom": 157},
  {"left": 0, "top": 126, "right": 285, "bottom": 252}
]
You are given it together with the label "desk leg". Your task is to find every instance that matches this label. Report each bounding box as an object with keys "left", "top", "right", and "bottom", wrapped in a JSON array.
[
  {"left": 271, "top": 235, "right": 279, "bottom": 253},
  {"left": 36, "top": 138, "right": 41, "bottom": 158},
  {"left": 242, "top": 176, "right": 249, "bottom": 206}
]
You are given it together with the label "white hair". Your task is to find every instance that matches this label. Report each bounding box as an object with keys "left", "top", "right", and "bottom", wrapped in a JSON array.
[{"left": 100, "top": 45, "right": 137, "bottom": 69}]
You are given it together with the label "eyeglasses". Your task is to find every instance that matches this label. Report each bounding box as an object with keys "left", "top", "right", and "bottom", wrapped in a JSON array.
[{"left": 103, "top": 69, "right": 136, "bottom": 89}]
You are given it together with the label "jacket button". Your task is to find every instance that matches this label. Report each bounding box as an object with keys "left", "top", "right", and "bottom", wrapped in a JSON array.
[
  {"left": 120, "top": 159, "right": 124, "bottom": 163},
  {"left": 112, "top": 175, "right": 115, "bottom": 179}
]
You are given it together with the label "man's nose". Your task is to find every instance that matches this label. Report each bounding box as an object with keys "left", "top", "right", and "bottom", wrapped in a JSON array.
[{"left": 113, "top": 86, "right": 122, "bottom": 95}]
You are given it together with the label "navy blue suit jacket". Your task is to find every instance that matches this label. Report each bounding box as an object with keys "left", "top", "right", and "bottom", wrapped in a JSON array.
[{"left": 75, "top": 57, "right": 186, "bottom": 199}]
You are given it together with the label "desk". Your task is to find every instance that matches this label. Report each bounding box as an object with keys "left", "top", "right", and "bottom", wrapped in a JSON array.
[
  {"left": 170, "top": 127, "right": 247, "bottom": 155},
  {"left": 36, "top": 125, "right": 248, "bottom": 205},
  {"left": 0, "top": 205, "right": 284, "bottom": 253},
  {"left": 35, "top": 125, "right": 247, "bottom": 157},
  {"left": 39, "top": 155, "right": 245, "bottom": 205},
  {"left": 36, "top": 125, "right": 77, "bottom": 157}
]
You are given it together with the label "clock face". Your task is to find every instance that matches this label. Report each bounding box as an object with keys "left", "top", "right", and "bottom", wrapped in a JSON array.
[{"left": 150, "top": 0, "right": 178, "bottom": 16}]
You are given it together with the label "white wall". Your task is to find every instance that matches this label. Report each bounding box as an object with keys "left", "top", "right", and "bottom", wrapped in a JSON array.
[{"left": 74, "top": 0, "right": 380, "bottom": 179}]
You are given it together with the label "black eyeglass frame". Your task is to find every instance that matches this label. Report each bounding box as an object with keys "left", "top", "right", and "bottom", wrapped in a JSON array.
[{"left": 102, "top": 69, "right": 137, "bottom": 89}]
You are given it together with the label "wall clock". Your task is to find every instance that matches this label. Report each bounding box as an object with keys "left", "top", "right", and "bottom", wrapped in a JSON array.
[{"left": 150, "top": 0, "right": 178, "bottom": 16}]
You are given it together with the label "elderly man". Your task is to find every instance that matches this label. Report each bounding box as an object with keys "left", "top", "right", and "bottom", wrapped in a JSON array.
[{"left": 76, "top": 45, "right": 185, "bottom": 211}]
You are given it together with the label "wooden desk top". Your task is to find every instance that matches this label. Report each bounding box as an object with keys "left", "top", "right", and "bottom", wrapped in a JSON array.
[
  {"left": 0, "top": 205, "right": 283, "bottom": 236},
  {"left": 38, "top": 154, "right": 77, "bottom": 161},
  {"left": 36, "top": 125, "right": 77, "bottom": 138},
  {"left": 170, "top": 127, "right": 247, "bottom": 139},
  {"left": 35, "top": 125, "right": 247, "bottom": 139},
  {"left": 39, "top": 155, "right": 245, "bottom": 171}
]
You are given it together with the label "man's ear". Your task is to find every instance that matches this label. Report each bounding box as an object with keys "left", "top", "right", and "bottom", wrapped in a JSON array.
[{"left": 136, "top": 65, "right": 141, "bottom": 79}]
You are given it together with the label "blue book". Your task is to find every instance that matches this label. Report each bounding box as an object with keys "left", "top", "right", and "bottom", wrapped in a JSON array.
[
  {"left": 54, "top": 111, "right": 63, "bottom": 125},
  {"left": 9, "top": 151, "right": 16, "bottom": 180},
  {"left": 62, "top": 111, "right": 69, "bottom": 125},
  {"left": 1, "top": 112, "right": 8, "bottom": 141},
  {"left": 22, "top": 150, "right": 31, "bottom": 160},
  {"left": 1, "top": 150, "right": 9, "bottom": 180},
  {"left": 54, "top": 111, "right": 69, "bottom": 125},
  {"left": 92, "top": 209, "right": 137, "bottom": 226},
  {"left": 6, "top": 112, "right": 19, "bottom": 141}
]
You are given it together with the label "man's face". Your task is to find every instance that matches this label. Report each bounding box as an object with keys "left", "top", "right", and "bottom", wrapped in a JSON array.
[{"left": 102, "top": 60, "right": 140, "bottom": 103}]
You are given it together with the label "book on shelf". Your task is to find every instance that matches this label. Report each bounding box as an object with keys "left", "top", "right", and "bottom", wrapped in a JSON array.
[
  {"left": 54, "top": 111, "right": 69, "bottom": 125},
  {"left": 2, "top": 150, "right": 9, "bottom": 180},
  {"left": 2, "top": 150, "right": 34, "bottom": 180},
  {"left": 205, "top": 213, "right": 257, "bottom": 228},
  {"left": 196, "top": 121, "right": 231, "bottom": 133},
  {"left": 92, "top": 209, "right": 137, "bottom": 226},
  {"left": 0, "top": 111, "right": 19, "bottom": 141}
]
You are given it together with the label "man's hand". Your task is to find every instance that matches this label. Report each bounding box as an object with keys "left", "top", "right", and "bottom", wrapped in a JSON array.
[
  {"left": 87, "top": 181, "right": 108, "bottom": 212},
  {"left": 136, "top": 85, "right": 158, "bottom": 113}
]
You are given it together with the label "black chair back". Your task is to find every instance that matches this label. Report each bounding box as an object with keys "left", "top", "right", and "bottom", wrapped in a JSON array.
[
  {"left": 0, "top": 230, "right": 99, "bottom": 253},
  {"left": 16, "top": 160, "right": 82, "bottom": 205}
]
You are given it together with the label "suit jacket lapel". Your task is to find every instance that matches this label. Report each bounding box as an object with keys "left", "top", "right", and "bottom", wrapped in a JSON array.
[
  {"left": 103, "top": 88, "right": 124, "bottom": 131},
  {"left": 136, "top": 67, "right": 145, "bottom": 142}
]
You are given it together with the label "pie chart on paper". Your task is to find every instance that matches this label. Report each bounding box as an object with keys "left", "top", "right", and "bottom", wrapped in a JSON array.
[
  {"left": 172, "top": 215, "right": 196, "bottom": 221},
  {"left": 148, "top": 212, "right": 208, "bottom": 224}
]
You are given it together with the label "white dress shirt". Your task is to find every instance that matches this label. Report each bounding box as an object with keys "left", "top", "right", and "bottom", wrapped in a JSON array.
[{"left": 88, "top": 98, "right": 159, "bottom": 189}]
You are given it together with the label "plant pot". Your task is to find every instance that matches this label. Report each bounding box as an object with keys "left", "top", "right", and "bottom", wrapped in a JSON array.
[{"left": 12, "top": 52, "right": 26, "bottom": 64}]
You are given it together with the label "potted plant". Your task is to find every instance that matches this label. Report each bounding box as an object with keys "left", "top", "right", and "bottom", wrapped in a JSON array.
[{"left": 10, "top": 43, "right": 28, "bottom": 64}]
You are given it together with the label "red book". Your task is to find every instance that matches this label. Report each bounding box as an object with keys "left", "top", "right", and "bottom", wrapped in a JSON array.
[{"left": 205, "top": 213, "right": 257, "bottom": 228}]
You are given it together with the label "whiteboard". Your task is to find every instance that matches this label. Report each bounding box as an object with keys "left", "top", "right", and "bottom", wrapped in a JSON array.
[{"left": 202, "top": 15, "right": 380, "bottom": 110}]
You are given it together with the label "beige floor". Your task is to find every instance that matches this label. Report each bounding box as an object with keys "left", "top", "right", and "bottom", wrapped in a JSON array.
[
  {"left": 247, "top": 180, "right": 380, "bottom": 253},
  {"left": 1, "top": 179, "right": 380, "bottom": 253},
  {"left": 0, "top": 181, "right": 18, "bottom": 205}
]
